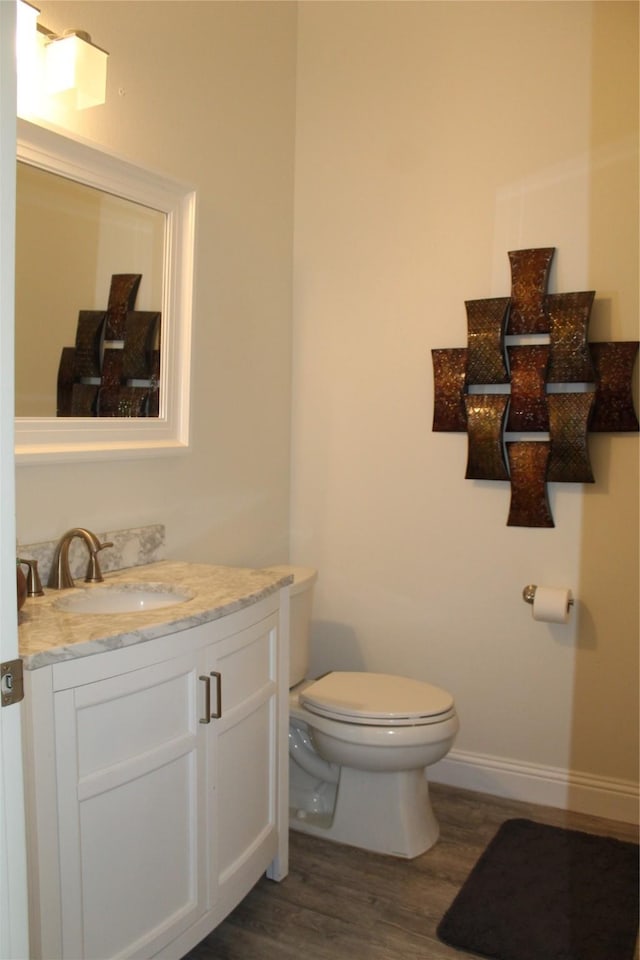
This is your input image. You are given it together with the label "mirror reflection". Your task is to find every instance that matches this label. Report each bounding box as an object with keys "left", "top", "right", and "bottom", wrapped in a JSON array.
[
  {"left": 15, "top": 163, "right": 165, "bottom": 418},
  {"left": 15, "top": 118, "right": 195, "bottom": 464}
]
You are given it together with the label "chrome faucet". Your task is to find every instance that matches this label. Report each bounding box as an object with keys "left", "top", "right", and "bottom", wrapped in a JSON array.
[{"left": 47, "top": 528, "right": 114, "bottom": 589}]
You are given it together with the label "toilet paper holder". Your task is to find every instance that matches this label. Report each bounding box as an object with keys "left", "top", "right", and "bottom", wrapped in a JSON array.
[{"left": 522, "top": 584, "right": 574, "bottom": 607}]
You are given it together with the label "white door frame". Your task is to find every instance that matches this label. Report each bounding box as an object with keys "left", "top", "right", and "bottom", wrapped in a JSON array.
[{"left": 0, "top": 2, "right": 30, "bottom": 957}]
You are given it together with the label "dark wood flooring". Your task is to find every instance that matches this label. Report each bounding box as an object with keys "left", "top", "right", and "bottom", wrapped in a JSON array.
[{"left": 184, "top": 783, "right": 639, "bottom": 960}]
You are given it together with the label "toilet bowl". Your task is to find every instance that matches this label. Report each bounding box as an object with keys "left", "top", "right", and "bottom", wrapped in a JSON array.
[
  {"left": 265, "top": 565, "right": 459, "bottom": 859},
  {"left": 289, "top": 671, "right": 458, "bottom": 858}
]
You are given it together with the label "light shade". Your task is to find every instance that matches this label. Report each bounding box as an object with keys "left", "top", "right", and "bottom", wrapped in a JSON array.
[
  {"left": 45, "top": 32, "right": 108, "bottom": 109},
  {"left": 16, "top": 0, "right": 39, "bottom": 53},
  {"left": 16, "top": 0, "right": 46, "bottom": 116}
]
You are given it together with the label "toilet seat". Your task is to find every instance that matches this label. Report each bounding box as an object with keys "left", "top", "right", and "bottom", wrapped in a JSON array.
[{"left": 300, "top": 671, "right": 455, "bottom": 727}]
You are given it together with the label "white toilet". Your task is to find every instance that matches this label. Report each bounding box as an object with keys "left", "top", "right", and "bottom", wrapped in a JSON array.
[{"left": 270, "top": 565, "right": 459, "bottom": 859}]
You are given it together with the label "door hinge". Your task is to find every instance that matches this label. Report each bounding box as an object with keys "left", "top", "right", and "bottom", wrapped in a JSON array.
[{"left": 1, "top": 658, "right": 24, "bottom": 707}]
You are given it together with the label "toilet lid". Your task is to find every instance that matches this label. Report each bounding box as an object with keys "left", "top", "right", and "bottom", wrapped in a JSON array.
[{"left": 300, "top": 672, "right": 455, "bottom": 727}]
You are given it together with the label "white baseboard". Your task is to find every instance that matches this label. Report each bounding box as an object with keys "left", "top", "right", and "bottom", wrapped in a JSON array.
[{"left": 430, "top": 748, "right": 639, "bottom": 825}]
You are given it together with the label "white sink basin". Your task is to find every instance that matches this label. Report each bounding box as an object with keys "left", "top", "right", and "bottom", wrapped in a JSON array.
[{"left": 54, "top": 582, "right": 194, "bottom": 615}]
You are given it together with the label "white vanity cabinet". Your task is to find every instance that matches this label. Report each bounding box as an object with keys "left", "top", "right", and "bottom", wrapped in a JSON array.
[{"left": 23, "top": 591, "right": 289, "bottom": 960}]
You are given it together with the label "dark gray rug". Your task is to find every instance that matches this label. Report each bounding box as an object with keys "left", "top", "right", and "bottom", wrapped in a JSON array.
[{"left": 437, "top": 817, "right": 638, "bottom": 960}]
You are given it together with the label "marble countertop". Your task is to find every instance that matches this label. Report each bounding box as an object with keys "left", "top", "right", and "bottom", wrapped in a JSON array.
[{"left": 19, "top": 560, "right": 292, "bottom": 671}]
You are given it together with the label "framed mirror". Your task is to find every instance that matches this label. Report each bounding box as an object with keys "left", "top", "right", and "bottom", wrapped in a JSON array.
[{"left": 15, "top": 118, "right": 196, "bottom": 464}]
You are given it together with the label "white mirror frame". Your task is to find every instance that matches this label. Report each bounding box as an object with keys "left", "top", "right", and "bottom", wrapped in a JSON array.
[{"left": 15, "top": 118, "right": 196, "bottom": 464}]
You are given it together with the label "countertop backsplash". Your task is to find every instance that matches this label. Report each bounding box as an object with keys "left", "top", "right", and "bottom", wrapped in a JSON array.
[{"left": 18, "top": 523, "right": 166, "bottom": 586}]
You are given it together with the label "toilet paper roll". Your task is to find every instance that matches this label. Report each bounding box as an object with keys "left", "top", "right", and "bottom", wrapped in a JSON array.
[{"left": 532, "top": 586, "right": 572, "bottom": 623}]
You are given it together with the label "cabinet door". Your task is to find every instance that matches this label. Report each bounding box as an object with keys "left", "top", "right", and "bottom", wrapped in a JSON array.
[
  {"left": 207, "top": 612, "right": 279, "bottom": 915},
  {"left": 54, "top": 651, "right": 207, "bottom": 960}
]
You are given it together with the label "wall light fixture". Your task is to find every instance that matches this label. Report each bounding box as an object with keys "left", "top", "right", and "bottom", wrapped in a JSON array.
[{"left": 17, "top": 0, "right": 109, "bottom": 112}]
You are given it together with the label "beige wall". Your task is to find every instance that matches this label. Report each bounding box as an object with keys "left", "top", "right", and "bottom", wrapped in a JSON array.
[
  {"left": 16, "top": 1, "right": 297, "bottom": 567},
  {"left": 291, "top": 1, "right": 639, "bottom": 812}
]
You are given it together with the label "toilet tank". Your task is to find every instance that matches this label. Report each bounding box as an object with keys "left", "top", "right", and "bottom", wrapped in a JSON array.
[{"left": 266, "top": 565, "right": 317, "bottom": 687}]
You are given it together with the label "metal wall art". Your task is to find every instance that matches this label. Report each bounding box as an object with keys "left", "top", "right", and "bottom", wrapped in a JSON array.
[
  {"left": 56, "top": 274, "right": 161, "bottom": 418},
  {"left": 432, "top": 247, "right": 639, "bottom": 527}
]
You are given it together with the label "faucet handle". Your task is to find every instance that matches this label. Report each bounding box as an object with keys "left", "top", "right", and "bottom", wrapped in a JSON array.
[
  {"left": 17, "top": 558, "right": 44, "bottom": 597},
  {"left": 84, "top": 540, "right": 114, "bottom": 583}
]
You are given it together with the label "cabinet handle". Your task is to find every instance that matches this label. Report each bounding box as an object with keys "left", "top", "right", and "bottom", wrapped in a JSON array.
[
  {"left": 210, "top": 671, "right": 222, "bottom": 719},
  {"left": 199, "top": 675, "right": 211, "bottom": 724}
]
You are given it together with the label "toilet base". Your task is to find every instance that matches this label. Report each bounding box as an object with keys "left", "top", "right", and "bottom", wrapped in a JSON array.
[{"left": 290, "top": 765, "right": 439, "bottom": 858}]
